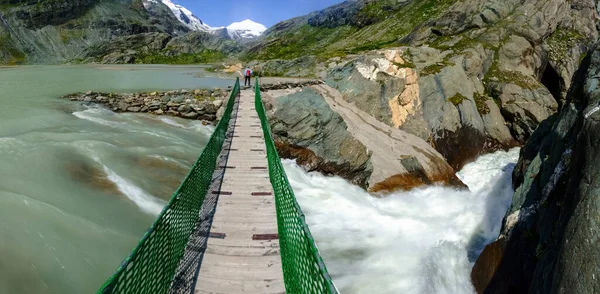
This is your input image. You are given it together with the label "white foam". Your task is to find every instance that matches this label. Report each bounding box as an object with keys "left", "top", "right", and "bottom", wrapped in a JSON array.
[
  {"left": 72, "top": 108, "right": 127, "bottom": 129},
  {"left": 159, "top": 116, "right": 187, "bottom": 128},
  {"left": 73, "top": 142, "right": 167, "bottom": 216},
  {"left": 159, "top": 116, "right": 215, "bottom": 137},
  {"left": 102, "top": 165, "right": 166, "bottom": 216},
  {"left": 284, "top": 148, "right": 520, "bottom": 293}
]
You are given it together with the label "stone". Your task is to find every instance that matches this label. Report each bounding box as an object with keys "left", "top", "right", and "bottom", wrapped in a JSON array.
[
  {"left": 118, "top": 102, "right": 130, "bottom": 112},
  {"left": 83, "top": 97, "right": 93, "bottom": 102},
  {"left": 155, "top": 109, "right": 164, "bottom": 115},
  {"left": 182, "top": 112, "right": 198, "bottom": 119},
  {"left": 166, "top": 101, "right": 179, "bottom": 107},
  {"left": 212, "top": 100, "right": 223, "bottom": 108},
  {"left": 124, "top": 97, "right": 134, "bottom": 103},
  {"left": 167, "top": 109, "right": 179, "bottom": 116},
  {"left": 170, "top": 96, "right": 185, "bottom": 103},
  {"left": 199, "top": 114, "right": 217, "bottom": 121},
  {"left": 149, "top": 102, "right": 161, "bottom": 111},
  {"left": 127, "top": 106, "right": 142, "bottom": 112},
  {"left": 140, "top": 106, "right": 149, "bottom": 112},
  {"left": 177, "top": 105, "right": 192, "bottom": 114},
  {"left": 216, "top": 106, "right": 225, "bottom": 120},
  {"left": 192, "top": 105, "right": 205, "bottom": 113},
  {"left": 86, "top": 90, "right": 93, "bottom": 95},
  {"left": 200, "top": 101, "right": 218, "bottom": 114}
]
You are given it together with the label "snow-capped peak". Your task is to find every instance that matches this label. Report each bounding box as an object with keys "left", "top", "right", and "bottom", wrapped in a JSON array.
[
  {"left": 226, "top": 19, "right": 267, "bottom": 38},
  {"left": 146, "top": 0, "right": 211, "bottom": 31}
]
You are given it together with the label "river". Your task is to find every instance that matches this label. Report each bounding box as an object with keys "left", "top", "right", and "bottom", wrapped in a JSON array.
[
  {"left": 285, "top": 148, "right": 519, "bottom": 294},
  {"left": 0, "top": 65, "right": 230, "bottom": 294},
  {"left": 0, "top": 65, "right": 518, "bottom": 294}
]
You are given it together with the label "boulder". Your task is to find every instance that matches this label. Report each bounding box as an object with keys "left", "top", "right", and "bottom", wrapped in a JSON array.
[
  {"left": 266, "top": 85, "right": 463, "bottom": 191},
  {"left": 127, "top": 106, "right": 142, "bottom": 112},
  {"left": 170, "top": 96, "right": 185, "bottom": 103},
  {"left": 199, "top": 114, "right": 217, "bottom": 121},
  {"left": 118, "top": 102, "right": 130, "bottom": 112},
  {"left": 149, "top": 102, "right": 161, "bottom": 111},
  {"left": 182, "top": 112, "right": 199, "bottom": 119},
  {"left": 177, "top": 105, "right": 192, "bottom": 114}
]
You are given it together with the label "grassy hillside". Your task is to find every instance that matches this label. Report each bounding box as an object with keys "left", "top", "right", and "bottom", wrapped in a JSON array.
[{"left": 245, "top": 0, "right": 460, "bottom": 61}]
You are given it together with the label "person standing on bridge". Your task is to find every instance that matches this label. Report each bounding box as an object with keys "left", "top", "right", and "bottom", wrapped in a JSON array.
[{"left": 243, "top": 66, "right": 253, "bottom": 87}]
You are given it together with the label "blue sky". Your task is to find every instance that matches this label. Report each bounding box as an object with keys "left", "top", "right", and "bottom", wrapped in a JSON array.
[{"left": 174, "top": 0, "right": 345, "bottom": 28}]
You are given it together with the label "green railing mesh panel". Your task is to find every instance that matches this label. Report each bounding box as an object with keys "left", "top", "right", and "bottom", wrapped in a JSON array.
[
  {"left": 254, "top": 79, "right": 338, "bottom": 294},
  {"left": 98, "top": 78, "right": 241, "bottom": 294}
]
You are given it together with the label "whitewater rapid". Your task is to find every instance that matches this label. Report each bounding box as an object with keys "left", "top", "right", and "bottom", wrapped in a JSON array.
[
  {"left": 284, "top": 148, "right": 519, "bottom": 294},
  {"left": 70, "top": 107, "right": 216, "bottom": 216}
]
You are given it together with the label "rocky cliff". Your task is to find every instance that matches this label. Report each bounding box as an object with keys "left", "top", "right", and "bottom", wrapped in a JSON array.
[
  {"left": 248, "top": 0, "right": 598, "bottom": 170},
  {"left": 472, "top": 43, "right": 600, "bottom": 294},
  {"left": 0, "top": 0, "right": 188, "bottom": 64},
  {"left": 82, "top": 31, "right": 241, "bottom": 64}
]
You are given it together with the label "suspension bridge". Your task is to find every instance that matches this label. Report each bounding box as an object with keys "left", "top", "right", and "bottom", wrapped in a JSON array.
[{"left": 97, "top": 78, "right": 338, "bottom": 294}]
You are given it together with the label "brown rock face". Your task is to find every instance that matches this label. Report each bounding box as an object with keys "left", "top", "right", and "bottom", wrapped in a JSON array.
[{"left": 471, "top": 237, "right": 507, "bottom": 294}]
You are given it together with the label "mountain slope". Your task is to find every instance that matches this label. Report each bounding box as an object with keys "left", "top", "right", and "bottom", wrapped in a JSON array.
[
  {"left": 246, "top": 0, "right": 458, "bottom": 60},
  {"left": 248, "top": 0, "right": 597, "bottom": 173},
  {"left": 0, "top": 0, "right": 192, "bottom": 64},
  {"left": 146, "top": 0, "right": 211, "bottom": 31}
]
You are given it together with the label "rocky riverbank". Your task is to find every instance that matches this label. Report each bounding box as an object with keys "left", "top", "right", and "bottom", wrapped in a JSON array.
[
  {"left": 471, "top": 43, "right": 600, "bottom": 294},
  {"left": 62, "top": 88, "right": 229, "bottom": 122}
]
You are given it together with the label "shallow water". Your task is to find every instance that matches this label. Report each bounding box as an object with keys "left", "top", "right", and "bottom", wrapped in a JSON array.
[
  {"left": 285, "top": 148, "right": 519, "bottom": 294},
  {"left": 0, "top": 65, "right": 229, "bottom": 293}
]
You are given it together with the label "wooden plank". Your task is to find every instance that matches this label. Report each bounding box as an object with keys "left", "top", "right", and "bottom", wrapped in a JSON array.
[
  {"left": 195, "top": 275, "right": 285, "bottom": 293},
  {"left": 196, "top": 89, "right": 283, "bottom": 293}
]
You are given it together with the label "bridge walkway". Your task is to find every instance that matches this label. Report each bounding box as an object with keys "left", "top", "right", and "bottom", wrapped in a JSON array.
[{"left": 194, "top": 89, "right": 285, "bottom": 294}]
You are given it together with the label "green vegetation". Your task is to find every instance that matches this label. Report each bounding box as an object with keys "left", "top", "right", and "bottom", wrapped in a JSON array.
[
  {"left": 248, "top": 0, "right": 461, "bottom": 61},
  {"left": 58, "top": 28, "right": 84, "bottom": 43},
  {"left": 136, "top": 50, "right": 226, "bottom": 64},
  {"left": 421, "top": 60, "right": 455, "bottom": 76},
  {"left": 546, "top": 28, "right": 586, "bottom": 64},
  {"left": 485, "top": 67, "right": 540, "bottom": 90},
  {"left": 0, "top": 32, "right": 26, "bottom": 65},
  {"left": 447, "top": 93, "right": 466, "bottom": 106},
  {"left": 483, "top": 46, "right": 540, "bottom": 90},
  {"left": 473, "top": 92, "right": 491, "bottom": 115}
]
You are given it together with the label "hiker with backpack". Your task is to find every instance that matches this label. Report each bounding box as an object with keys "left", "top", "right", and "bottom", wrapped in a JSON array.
[{"left": 243, "top": 67, "right": 253, "bottom": 87}]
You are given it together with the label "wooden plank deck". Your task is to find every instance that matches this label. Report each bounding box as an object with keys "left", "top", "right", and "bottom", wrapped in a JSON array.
[{"left": 194, "top": 89, "right": 285, "bottom": 294}]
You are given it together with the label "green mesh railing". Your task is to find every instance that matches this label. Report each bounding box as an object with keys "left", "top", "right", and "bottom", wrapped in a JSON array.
[
  {"left": 254, "top": 78, "right": 338, "bottom": 293},
  {"left": 98, "top": 78, "right": 240, "bottom": 294}
]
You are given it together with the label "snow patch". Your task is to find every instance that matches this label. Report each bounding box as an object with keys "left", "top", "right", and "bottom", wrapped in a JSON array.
[
  {"left": 226, "top": 19, "right": 267, "bottom": 38},
  {"left": 146, "top": 0, "right": 211, "bottom": 31}
]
